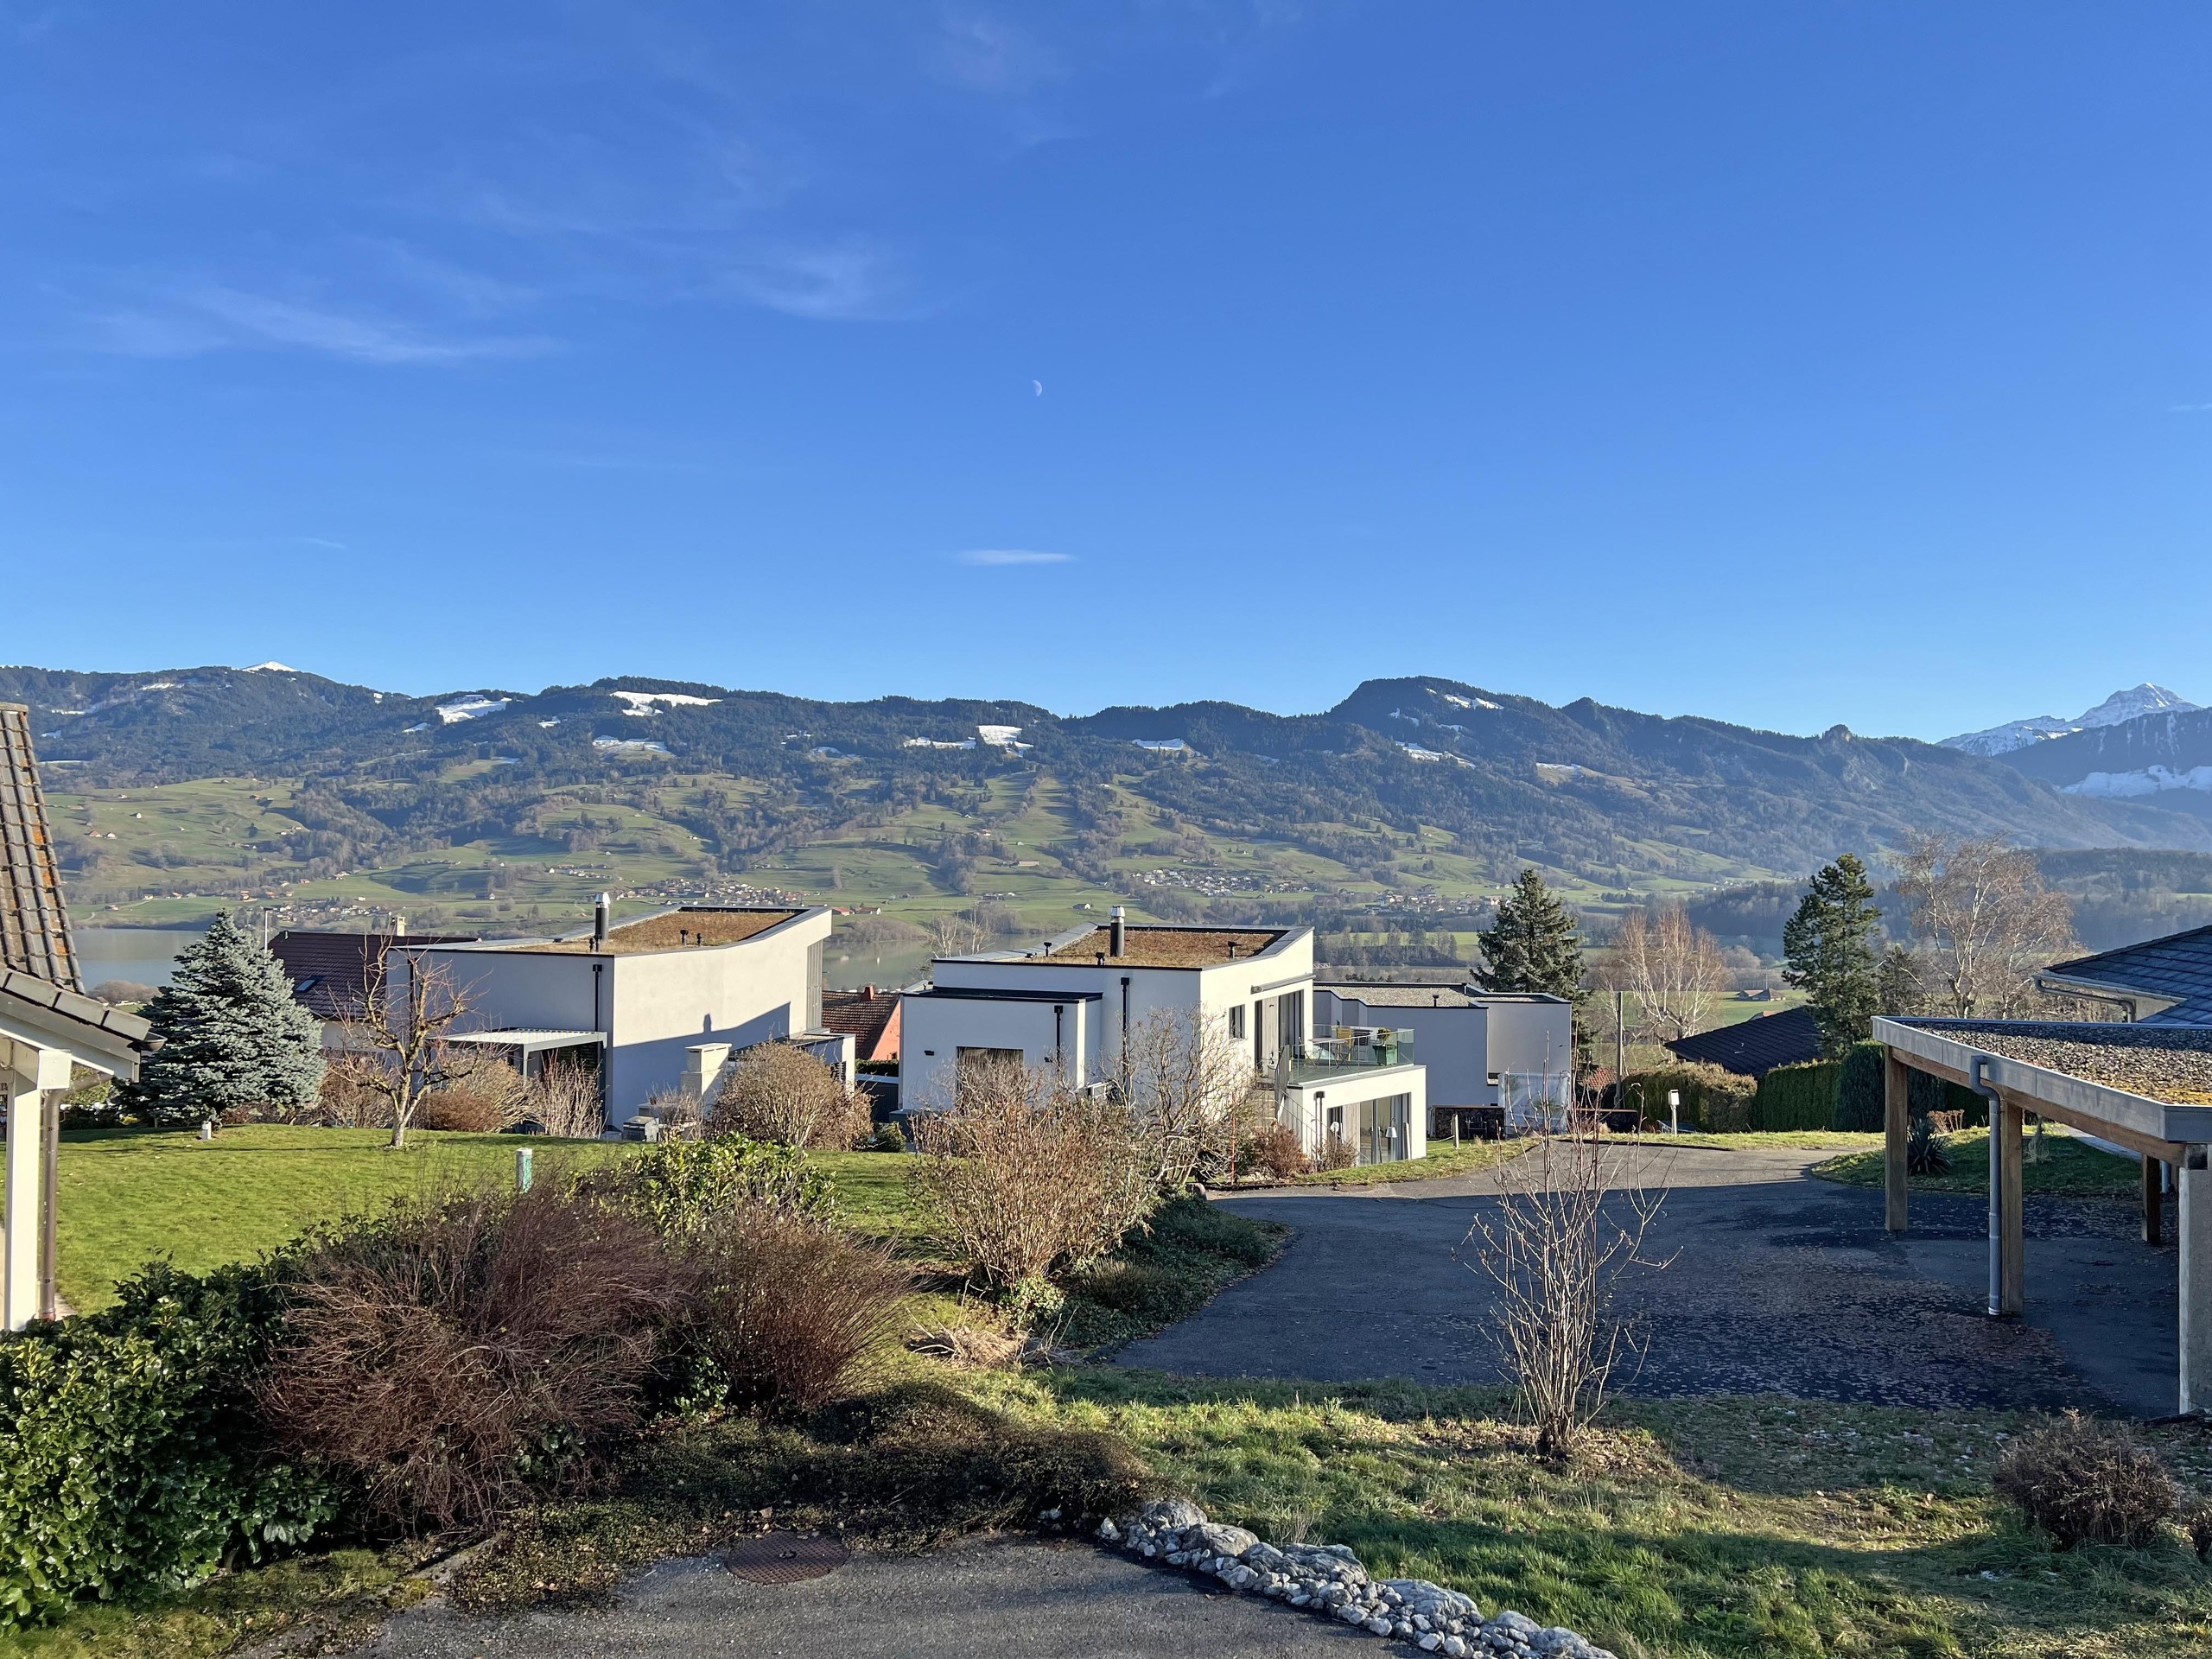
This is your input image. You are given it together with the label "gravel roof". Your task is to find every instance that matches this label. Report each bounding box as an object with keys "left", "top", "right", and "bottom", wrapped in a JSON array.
[
  {"left": 503, "top": 907, "right": 804, "bottom": 955},
  {"left": 1041, "top": 926, "right": 1283, "bottom": 968},
  {"left": 1905, "top": 1020, "right": 2212, "bottom": 1104}
]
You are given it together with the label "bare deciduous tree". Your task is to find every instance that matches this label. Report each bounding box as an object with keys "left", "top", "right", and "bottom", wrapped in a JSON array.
[
  {"left": 1115, "top": 1005, "right": 1251, "bottom": 1192},
  {"left": 1894, "top": 835, "right": 2078, "bottom": 1019},
  {"left": 926, "top": 906, "right": 995, "bottom": 957},
  {"left": 1601, "top": 905, "right": 1731, "bottom": 1044},
  {"left": 341, "top": 954, "right": 481, "bottom": 1149},
  {"left": 528, "top": 1055, "right": 610, "bottom": 1140},
  {"left": 1460, "top": 1112, "right": 1671, "bottom": 1458}
]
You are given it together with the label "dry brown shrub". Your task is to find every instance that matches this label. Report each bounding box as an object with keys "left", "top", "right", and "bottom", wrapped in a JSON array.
[
  {"left": 315, "top": 1054, "right": 394, "bottom": 1128},
  {"left": 256, "top": 1185, "right": 695, "bottom": 1531},
  {"left": 415, "top": 1052, "right": 524, "bottom": 1133},
  {"left": 1994, "top": 1412, "right": 2177, "bottom": 1550},
  {"left": 1243, "top": 1121, "right": 1312, "bottom": 1180},
  {"left": 1314, "top": 1133, "right": 1357, "bottom": 1172},
  {"left": 690, "top": 1207, "right": 914, "bottom": 1411},
  {"left": 909, "top": 1058, "right": 1153, "bottom": 1291},
  {"left": 526, "top": 1056, "right": 608, "bottom": 1139},
  {"left": 709, "top": 1042, "right": 868, "bottom": 1148}
]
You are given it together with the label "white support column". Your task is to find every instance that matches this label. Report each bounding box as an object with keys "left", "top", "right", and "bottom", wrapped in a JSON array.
[
  {"left": 4, "top": 1065, "right": 43, "bottom": 1331},
  {"left": 2181, "top": 1155, "right": 2212, "bottom": 1415}
]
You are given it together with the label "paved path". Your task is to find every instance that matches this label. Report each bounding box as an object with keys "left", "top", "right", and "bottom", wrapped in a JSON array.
[
  {"left": 363, "top": 1538, "right": 1377, "bottom": 1659},
  {"left": 1121, "top": 1146, "right": 2177, "bottom": 1417}
]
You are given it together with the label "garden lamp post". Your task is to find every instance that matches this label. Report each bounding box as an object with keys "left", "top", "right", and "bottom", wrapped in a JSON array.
[{"left": 1668, "top": 1089, "right": 1681, "bottom": 1136}]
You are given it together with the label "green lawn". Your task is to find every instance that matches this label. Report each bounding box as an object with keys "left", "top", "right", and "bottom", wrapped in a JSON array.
[
  {"left": 1815, "top": 1125, "right": 2140, "bottom": 1199},
  {"left": 44, "top": 1127, "right": 639, "bottom": 1313},
  {"left": 1285, "top": 1137, "right": 1530, "bottom": 1186},
  {"left": 975, "top": 1371, "right": 2212, "bottom": 1659}
]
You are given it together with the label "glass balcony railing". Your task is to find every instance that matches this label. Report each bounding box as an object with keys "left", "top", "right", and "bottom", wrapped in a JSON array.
[{"left": 1278, "top": 1030, "right": 1416, "bottom": 1087}]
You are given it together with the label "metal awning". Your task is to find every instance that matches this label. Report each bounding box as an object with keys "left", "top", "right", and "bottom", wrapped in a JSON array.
[{"left": 445, "top": 1027, "right": 607, "bottom": 1054}]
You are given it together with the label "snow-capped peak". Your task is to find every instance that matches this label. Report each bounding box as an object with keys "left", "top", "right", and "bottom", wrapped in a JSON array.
[
  {"left": 1941, "top": 683, "right": 2202, "bottom": 756},
  {"left": 241, "top": 661, "right": 297, "bottom": 673}
]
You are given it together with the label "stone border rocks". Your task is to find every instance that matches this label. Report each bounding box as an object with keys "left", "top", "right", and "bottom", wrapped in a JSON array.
[{"left": 1092, "top": 1498, "right": 1617, "bottom": 1659}]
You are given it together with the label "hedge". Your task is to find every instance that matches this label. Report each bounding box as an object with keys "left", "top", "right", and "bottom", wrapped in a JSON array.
[
  {"left": 1607, "top": 1064, "right": 1758, "bottom": 1133},
  {"left": 0, "top": 1261, "right": 336, "bottom": 1625},
  {"left": 1752, "top": 1060, "right": 1842, "bottom": 1131}
]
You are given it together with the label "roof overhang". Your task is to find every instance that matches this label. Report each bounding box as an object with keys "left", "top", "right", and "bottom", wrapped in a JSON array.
[
  {"left": 444, "top": 1027, "right": 607, "bottom": 1054},
  {"left": 0, "top": 969, "right": 153, "bottom": 1083},
  {"left": 1875, "top": 1015, "right": 2212, "bottom": 1161},
  {"left": 2031, "top": 970, "right": 2183, "bottom": 1020}
]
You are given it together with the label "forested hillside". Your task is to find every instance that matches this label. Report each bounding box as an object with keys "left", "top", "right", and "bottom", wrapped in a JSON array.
[{"left": 10, "top": 663, "right": 2207, "bottom": 947}]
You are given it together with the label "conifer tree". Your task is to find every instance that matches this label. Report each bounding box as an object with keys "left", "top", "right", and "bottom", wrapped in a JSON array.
[
  {"left": 120, "top": 912, "right": 326, "bottom": 1124},
  {"left": 1478, "top": 868, "right": 1586, "bottom": 1000},
  {"left": 1782, "top": 854, "right": 1884, "bottom": 1057}
]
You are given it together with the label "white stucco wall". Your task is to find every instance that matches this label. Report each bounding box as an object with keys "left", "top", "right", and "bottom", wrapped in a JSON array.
[
  {"left": 1483, "top": 995, "right": 1575, "bottom": 1085},
  {"left": 923, "top": 927, "right": 1314, "bottom": 1083},
  {"left": 1283, "top": 1063, "right": 1427, "bottom": 1163},
  {"left": 899, "top": 994, "right": 1096, "bottom": 1110}
]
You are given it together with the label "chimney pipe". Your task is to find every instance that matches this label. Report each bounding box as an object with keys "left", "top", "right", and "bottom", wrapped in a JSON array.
[
  {"left": 594, "top": 892, "right": 610, "bottom": 950},
  {"left": 1109, "top": 905, "right": 1126, "bottom": 957}
]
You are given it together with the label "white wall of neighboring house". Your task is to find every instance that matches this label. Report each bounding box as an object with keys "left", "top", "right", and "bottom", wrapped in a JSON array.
[
  {"left": 409, "top": 907, "right": 834, "bottom": 1123},
  {"left": 1283, "top": 1064, "right": 1427, "bottom": 1164},
  {"left": 899, "top": 993, "right": 1096, "bottom": 1109},
  {"left": 1314, "top": 988, "right": 1574, "bottom": 1116},
  {"left": 920, "top": 926, "right": 1315, "bottom": 1094}
]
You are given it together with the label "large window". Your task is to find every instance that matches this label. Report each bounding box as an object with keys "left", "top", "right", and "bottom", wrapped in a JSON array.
[
  {"left": 955, "top": 1046, "right": 1024, "bottom": 1104},
  {"left": 1357, "top": 1092, "right": 1411, "bottom": 1165}
]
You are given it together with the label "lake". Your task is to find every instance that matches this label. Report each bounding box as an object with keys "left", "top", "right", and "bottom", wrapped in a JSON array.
[{"left": 75, "top": 926, "right": 203, "bottom": 993}]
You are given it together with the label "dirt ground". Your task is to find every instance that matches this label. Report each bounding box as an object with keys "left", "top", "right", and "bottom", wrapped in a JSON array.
[{"left": 1118, "top": 1145, "right": 2177, "bottom": 1417}]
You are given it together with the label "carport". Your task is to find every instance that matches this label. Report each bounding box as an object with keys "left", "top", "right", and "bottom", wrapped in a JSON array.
[{"left": 1876, "top": 1015, "right": 2212, "bottom": 1414}]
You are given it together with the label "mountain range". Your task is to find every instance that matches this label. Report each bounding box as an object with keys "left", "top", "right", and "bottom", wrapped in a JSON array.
[
  {"left": 9, "top": 664, "right": 2212, "bottom": 897},
  {"left": 1941, "top": 683, "right": 2200, "bottom": 756}
]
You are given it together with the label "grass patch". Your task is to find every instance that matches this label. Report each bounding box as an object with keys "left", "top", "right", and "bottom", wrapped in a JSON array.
[
  {"left": 0, "top": 1546, "right": 437, "bottom": 1659},
  {"left": 1059, "top": 1198, "right": 1287, "bottom": 1349},
  {"left": 1815, "top": 1126, "right": 2139, "bottom": 1199},
  {"left": 47, "top": 1126, "right": 638, "bottom": 1313},
  {"left": 1285, "top": 1138, "right": 1531, "bottom": 1187},
  {"left": 1654, "top": 1130, "right": 1885, "bottom": 1152},
  {"left": 977, "top": 1370, "right": 2212, "bottom": 1659}
]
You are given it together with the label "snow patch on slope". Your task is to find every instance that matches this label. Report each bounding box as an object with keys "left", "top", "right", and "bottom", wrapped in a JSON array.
[
  {"left": 2063, "top": 765, "right": 2212, "bottom": 798},
  {"left": 436, "top": 695, "right": 511, "bottom": 723},
  {"left": 611, "top": 690, "right": 721, "bottom": 715}
]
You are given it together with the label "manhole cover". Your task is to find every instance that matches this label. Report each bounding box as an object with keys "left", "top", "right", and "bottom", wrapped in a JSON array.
[{"left": 723, "top": 1531, "right": 849, "bottom": 1584}]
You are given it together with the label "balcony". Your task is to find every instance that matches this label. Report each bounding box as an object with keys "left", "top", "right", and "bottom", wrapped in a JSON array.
[{"left": 1278, "top": 1029, "right": 1416, "bottom": 1088}]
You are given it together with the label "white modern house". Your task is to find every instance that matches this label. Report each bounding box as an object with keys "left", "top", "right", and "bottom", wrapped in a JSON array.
[
  {"left": 1313, "top": 982, "right": 1574, "bottom": 1135},
  {"left": 901, "top": 908, "right": 1431, "bottom": 1165},
  {"left": 403, "top": 899, "right": 847, "bottom": 1127}
]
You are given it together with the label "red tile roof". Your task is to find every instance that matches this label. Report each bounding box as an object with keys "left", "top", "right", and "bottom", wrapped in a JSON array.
[{"left": 821, "top": 986, "right": 900, "bottom": 1062}]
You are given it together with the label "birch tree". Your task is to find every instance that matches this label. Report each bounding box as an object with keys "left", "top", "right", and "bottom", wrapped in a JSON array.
[{"left": 1893, "top": 835, "right": 2076, "bottom": 1020}]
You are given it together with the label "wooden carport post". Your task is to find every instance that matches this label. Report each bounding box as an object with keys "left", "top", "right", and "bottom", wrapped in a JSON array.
[
  {"left": 1995, "top": 1096, "right": 2025, "bottom": 1318},
  {"left": 1883, "top": 1046, "right": 1910, "bottom": 1233},
  {"left": 2182, "top": 1153, "right": 2212, "bottom": 1414}
]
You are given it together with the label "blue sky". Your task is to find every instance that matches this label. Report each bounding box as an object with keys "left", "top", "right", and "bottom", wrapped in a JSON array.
[{"left": 3, "top": 3, "right": 2208, "bottom": 739}]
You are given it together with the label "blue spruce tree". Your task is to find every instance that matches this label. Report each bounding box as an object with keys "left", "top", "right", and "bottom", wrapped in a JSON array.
[{"left": 120, "top": 913, "right": 326, "bottom": 1124}]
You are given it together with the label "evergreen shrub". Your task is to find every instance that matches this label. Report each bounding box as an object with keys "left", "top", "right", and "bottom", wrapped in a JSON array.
[
  {"left": 1834, "top": 1042, "right": 1886, "bottom": 1132},
  {"left": 1753, "top": 1060, "right": 1842, "bottom": 1131},
  {"left": 0, "top": 1262, "right": 336, "bottom": 1626},
  {"left": 579, "top": 1135, "right": 833, "bottom": 1240},
  {"left": 1611, "top": 1063, "right": 1757, "bottom": 1133}
]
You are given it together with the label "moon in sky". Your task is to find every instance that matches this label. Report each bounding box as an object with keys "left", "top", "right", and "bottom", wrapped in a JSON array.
[{"left": 1033, "top": 379, "right": 1043, "bottom": 396}]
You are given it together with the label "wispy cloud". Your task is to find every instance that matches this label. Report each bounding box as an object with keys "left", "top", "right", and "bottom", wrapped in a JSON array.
[
  {"left": 929, "top": 10, "right": 1063, "bottom": 96},
  {"left": 2171, "top": 402, "right": 2212, "bottom": 414},
  {"left": 720, "top": 240, "right": 920, "bottom": 321},
  {"left": 90, "top": 284, "right": 556, "bottom": 364},
  {"left": 958, "top": 548, "right": 1075, "bottom": 565}
]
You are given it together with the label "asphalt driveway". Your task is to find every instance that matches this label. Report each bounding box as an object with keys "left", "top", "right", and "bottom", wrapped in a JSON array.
[
  {"left": 362, "top": 1538, "right": 1380, "bottom": 1659},
  {"left": 1120, "top": 1145, "right": 2177, "bottom": 1417}
]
